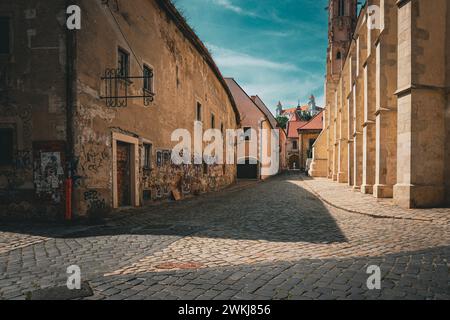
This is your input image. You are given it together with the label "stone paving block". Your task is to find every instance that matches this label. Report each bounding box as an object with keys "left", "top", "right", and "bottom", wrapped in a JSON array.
[{"left": 0, "top": 175, "right": 448, "bottom": 300}]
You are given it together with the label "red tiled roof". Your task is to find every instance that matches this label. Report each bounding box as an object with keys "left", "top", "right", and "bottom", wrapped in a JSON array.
[
  {"left": 287, "top": 120, "right": 308, "bottom": 138},
  {"left": 281, "top": 108, "right": 297, "bottom": 115},
  {"left": 299, "top": 105, "right": 309, "bottom": 112},
  {"left": 298, "top": 110, "right": 324, "bottom": 131}
]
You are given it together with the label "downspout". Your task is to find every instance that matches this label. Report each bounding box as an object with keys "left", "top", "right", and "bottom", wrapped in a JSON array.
[
  {"left": 259, "top": 119, "right": 267, "bottom": 180},
  {"left": 65, "top": 0, "right": 77, "bottom": 221}
]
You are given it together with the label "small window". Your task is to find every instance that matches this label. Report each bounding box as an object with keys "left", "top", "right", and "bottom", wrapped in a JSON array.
[
  {"left": 243, "top": 127, "right": 251, "bottom": 141},
  {"left": 220, "top": 123, "right": 224, "bottom": 134},
  {"left": 336, "top": 51, "right": 342, "bottom": 60},
  {"left": 293, "top": 140, "right": 298, "bottom": 150},
  {"left": 0, "top": 17, "right": 10, "bottom": 54},
  {"left": 118, "top": 48, "right": 130, "bottom": 77},
  {"left": 0, "top": 128, "right": 14, "bottom": 166},
  {"left": 143, "top": 143, "right": 152, "bottom": 169},
  {"left": 338, "top": 0, "right": 345, "bottom": 16},
  {"left": 143, "top": 65, "right": 153, "bottom": 93},
  {"left": 211, "top": 114, "right": 215, "bottom": 129},
  {"left": 196, "top": 102, "right": 202, "bottom": 122}
]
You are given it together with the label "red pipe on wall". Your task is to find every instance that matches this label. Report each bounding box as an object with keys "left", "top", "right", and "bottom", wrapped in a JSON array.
[{"left": 65, "top": 178, "right": 72, "bottom": 221}]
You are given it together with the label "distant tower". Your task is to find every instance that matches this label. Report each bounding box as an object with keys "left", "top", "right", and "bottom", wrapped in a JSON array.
[
  {"left": 276, "top": 101, "right": 283, "bottom": 116},
  {"left": 327, "top": 0, "right": 358, "bottom": 80},
  {"left": 308, "top": 94, "right": 318, "bottom": 115}
]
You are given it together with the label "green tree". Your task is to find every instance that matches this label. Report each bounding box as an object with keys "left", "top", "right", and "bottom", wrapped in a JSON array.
[
  {"left": 297, "top": 110, "right": 312, "bottom": 122},
  {"left": 276, "top": 116, "right": 289, "bottom": 129}
]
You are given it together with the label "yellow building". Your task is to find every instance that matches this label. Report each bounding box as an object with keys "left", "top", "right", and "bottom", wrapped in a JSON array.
[{"left": 310, "top": 0, "right": 450, "bottom": 208}]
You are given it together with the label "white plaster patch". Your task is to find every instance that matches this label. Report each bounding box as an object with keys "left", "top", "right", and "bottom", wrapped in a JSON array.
[
  {"left": 56, "top": 125, "right": 66, "bottom": 140},
  {"left": 48, "top": 88, "right": 63, "bottom": 114},
  {"left": 24, "top": 9, "right": 37, "bottom": 19},
  {"left": 26, "top": 29, "right": 36, "bottom": 48},
  {"left": 79, "top": 126, "right": 111, "bottom": 146}
]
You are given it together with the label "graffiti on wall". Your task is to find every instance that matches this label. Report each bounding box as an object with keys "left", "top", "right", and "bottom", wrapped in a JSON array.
[
  {"left": 34, "top": 151, "right": 64, "bottom": 203},
  {"left": 83, "top": 190, "right": 106, "bottom": 210},
  {"left": 80, "top": 144, "right": 109, "bottom": 174},
  {"left": 15, "top": 151, "right": 33, "bottom": 170},
  {"left": 139, "top": 146, "right": 232, "bottom": 202}
]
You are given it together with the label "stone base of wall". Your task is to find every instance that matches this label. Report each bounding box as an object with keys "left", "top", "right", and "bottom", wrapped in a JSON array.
[
  {"left": 361, "top": 184, "right": 373, "bottom": 194},
  {"left": 373, "top": 184, "right": 393, "bottom": 199},
  {"left": 337, "top": 172, "right": 348, "bottom": 184},
  {"left": 308, "top": 159, "right": 327, "bottom": 177},
  {"left": 394, "top": 183, "right": 446, "bottom": 209},
  {"left": 0, "top": 203, "right": 63, "bottom": 222}
]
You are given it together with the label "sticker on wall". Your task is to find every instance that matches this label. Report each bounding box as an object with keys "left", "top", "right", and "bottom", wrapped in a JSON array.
[{"left": 156, "top": 151, "right": 163, "bottom": 167}]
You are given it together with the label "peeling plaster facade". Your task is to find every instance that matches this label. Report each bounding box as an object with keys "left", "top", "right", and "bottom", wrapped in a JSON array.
[
  {"left": 310, "top": 0, "right": 450, "bottom": 209},
  {"left": 0, "top": 0, "right": 240, "bottom": 220}
]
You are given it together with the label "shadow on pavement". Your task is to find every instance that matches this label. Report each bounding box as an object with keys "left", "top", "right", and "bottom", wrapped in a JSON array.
[{"left": 0, "top": 175, "right": 347, "bottom": 244}]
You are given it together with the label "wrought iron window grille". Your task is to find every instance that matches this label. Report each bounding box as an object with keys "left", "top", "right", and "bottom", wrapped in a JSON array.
[{"left": 100, "top": 68, "right": 155, "bottom": 108}]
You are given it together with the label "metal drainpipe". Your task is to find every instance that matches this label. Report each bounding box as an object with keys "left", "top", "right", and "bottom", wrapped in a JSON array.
[
  {"left": 65, "top": 0, "right": 76, "bottom": 221},
  {"left": 259, "top": 119, "right": 267, "bottom": 180}
]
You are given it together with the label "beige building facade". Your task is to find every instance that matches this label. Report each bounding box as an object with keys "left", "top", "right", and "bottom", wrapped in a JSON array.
[
  {"left": 225, "top": 78, "right": 281, "bottom": 180},
  {"left": 0, "top": 0, "right": 240, "bottom": 219},
  {"left": 310, "top": 0, "right": 450, "bottom": 208}
]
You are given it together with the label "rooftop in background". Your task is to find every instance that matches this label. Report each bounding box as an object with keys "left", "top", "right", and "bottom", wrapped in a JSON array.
[
  {"left": 298, "top": 110, "right": 324, "bottom": 131},
  {"left": 287, "top": 120, "right": 308, "bottom": 138}
]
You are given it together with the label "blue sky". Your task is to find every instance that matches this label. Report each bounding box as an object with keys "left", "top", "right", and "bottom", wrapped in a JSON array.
[{"left": 174, "top": 0, "right": 329, "bottom": 113}]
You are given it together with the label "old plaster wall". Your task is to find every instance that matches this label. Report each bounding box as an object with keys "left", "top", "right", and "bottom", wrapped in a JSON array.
[
  {"left": 73, "top": 0, "right": 238, "bottom": 216},
  {"left": 0, "top": 1, "right": 68, "bottom": 219}
]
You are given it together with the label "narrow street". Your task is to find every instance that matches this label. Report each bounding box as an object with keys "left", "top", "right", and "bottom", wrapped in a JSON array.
[{"left": 0, "top": 174, "right": 448, "bottom": 300}]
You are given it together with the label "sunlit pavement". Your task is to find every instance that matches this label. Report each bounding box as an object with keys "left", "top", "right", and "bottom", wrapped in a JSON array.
[{"left": 0, "top": 174, "right": 449, "bottom": 300}]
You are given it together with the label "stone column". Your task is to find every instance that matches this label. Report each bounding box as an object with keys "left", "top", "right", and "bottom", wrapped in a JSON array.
[
  {"left": 352, "top": 84, "right": 363, "bottom": 190},
  {"left": 338, "top": 77, "right": 349, "bottom": 183},
  {"left": 347, "top": 95, "right": 354, "bottom": 186},
  {"left": 353, "top": 23, "right": 367, "bottom": 191},
  {"left": 347, "top": 53, "right": 356, "bottom": 187},
  {"left": 332, "top": 90, "right": 339, "bottom": 181},
  {"left": 374, "top": 0, "right": 398, "bottom": 198},
  {"left": 394, "top": 0, "right": 448, "bottom": 208},
  {"left": 326, "top": 79, "right": 337, "bottom": 180},
  {"left": 361, "top": 1, "right": 379, "bottom": 194}
]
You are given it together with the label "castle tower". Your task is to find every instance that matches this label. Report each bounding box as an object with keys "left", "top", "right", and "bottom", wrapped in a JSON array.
[{"left": 276, "top": 101, "right": 283, "bottom": 117}]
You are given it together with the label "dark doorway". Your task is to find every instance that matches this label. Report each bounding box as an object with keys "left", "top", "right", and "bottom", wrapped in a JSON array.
[
  {"left": 288, "top": 155, "right": 300, "bottom": 170},
  {"left": 116, "top": 142, "right": 131, "bottom": 207},
  {"left": 237, "top": 158, "right": 258, "bottom": 179}
]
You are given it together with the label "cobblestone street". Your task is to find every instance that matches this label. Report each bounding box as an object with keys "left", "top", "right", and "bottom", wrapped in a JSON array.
[{"left": 0, "top": 174, "right": 449, "bottom": 300}]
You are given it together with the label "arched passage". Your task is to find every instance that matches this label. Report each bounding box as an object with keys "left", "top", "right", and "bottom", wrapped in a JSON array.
[
  {"left": 237, "top": 157, "right": 259, "bottom": 179},
  {"left": 288, "top": 155, "right": 300, "bottom": 170}
]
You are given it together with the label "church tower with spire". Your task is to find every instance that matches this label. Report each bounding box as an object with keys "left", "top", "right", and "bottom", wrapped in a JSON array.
[{"left": 326, "top": 0, "right": 358, "bottom": 81}]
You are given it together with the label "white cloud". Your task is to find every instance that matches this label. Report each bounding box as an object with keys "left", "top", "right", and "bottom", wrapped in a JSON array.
[
  {"left": 210, "top": 0, "right": 257, "bottom": 17},
  {"left": 207, "top": 44, "right": 299, "bottom": 72},
  {"left": 207, "top": 44, "right": 324, "bottom": 112}
]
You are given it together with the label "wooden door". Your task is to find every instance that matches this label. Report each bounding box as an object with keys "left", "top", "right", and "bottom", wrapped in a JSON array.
[{"left": 116, "top": 142, "right": 131, "bottom": 207}]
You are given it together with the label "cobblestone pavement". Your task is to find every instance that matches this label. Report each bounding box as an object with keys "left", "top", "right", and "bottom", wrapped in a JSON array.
[
  {"left": 300, "top": 177, "right": 450, "bottom": 223},
  {"left": 0, "top": 174, "right": 449, "bottom": 300}
]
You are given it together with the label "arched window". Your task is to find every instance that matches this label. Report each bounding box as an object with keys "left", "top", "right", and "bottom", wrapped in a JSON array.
[{"left": 338, "top": 0, "right": 345, "bottom": 16}]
